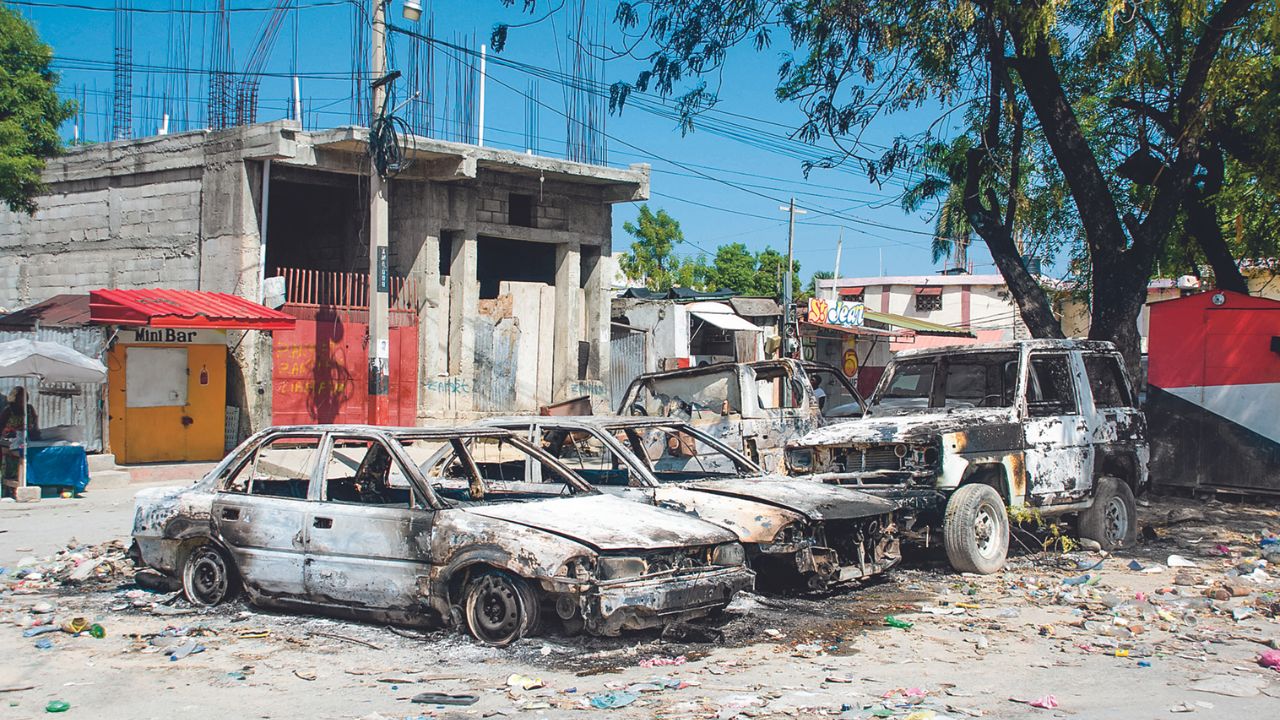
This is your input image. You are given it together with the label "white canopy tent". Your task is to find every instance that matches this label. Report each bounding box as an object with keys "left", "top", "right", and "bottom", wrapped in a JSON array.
[
  {"left": 0, "top": 339, "right": 107, "bottom": 497},
  {"left": 0, "top": 339, "right": 107, "bottom": 383}
]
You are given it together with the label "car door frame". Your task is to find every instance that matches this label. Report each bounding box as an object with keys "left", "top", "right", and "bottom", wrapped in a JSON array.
[
  {"left": 211, "top": 429, "right": 324, "bottom": 601},
  {"left": 301, "top": 429, "right": 437, "bottom": 617},
  {"left": 1019, "top": 349, "right": 1095, "bottom": 504}
]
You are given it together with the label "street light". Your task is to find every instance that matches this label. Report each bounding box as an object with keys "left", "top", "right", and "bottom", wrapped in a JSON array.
[{"left": 402, "top": 0, "right": 422, "bottom": 22}]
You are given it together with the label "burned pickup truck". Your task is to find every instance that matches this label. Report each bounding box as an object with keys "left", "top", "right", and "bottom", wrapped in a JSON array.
[
  {"left": 485, "top": 416, "right": 899, "bottom": 591},
  {"left": 618, "top": 359, "right": 865, "bottom": 473},
  {"left": 132, "top": 425, "right": 753, "bottom": 645},
  {"left": 786, "top": 340, "right": 1148, "bottom": 574}
]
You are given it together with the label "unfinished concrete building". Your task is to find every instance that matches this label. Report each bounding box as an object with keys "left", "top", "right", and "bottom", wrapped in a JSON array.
[{"left": 0, "top": 120, "right": 649, "bottom": 435}]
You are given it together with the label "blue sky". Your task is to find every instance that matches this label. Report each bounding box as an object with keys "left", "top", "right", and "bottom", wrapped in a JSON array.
[{"left": 12, "top": 0, "right": 997, "bottom": 282}]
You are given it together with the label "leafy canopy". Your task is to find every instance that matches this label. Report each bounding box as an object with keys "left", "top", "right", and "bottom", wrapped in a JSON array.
[
  {"left": 0, "top": 6, "right": 75, "bottom": 214},
  {"left": 618, "top": 204, "right": 708, "bottom": 290}
]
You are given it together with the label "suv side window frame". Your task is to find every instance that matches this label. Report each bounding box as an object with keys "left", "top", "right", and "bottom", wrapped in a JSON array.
[
  {"left": 1082, "top": 352, "right": 1134, "bottom": 409},
  {"left": 1022, "top": 351, "right": 1081, "bottom": 417}
]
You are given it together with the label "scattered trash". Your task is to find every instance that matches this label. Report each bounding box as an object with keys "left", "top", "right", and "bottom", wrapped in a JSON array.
[
  {"left": 639, "top": 655, "right": 686, "bottom": 668},
  {"left": 1259, "top": 649, "right": 1280, "bottom": 671},
  {"left": 506, "top": 674, "right": 544, "bottom": 691},
  {"left": 589, "top": 691, "right": 638, "bottom": 709},
  {"left": 411, "top": 692, "right": 478, "bottom": 706},
  {"left": 1028, "top": 695, "right": 1059, "bottom": 709},
  {"left": 1128, "top": 559, "right": 1145, "bottom": 571},
  {"left": 165, "top": 640, "right": 205, "bottom": 661},
  {"left": 1168, "top": 555, "right": 1199, "bottom": 568},
  {"left": 34, "top": 638, "right": 54, "bottom": 650},
  {"left": 293, "top": 669, "right": 317, "bottom": 681},
  {"left": 44, "top": 700, "right": 70, "bottom": 713},
  {"left": 884, "top": 616, "right": 913, "bottom": 629}
]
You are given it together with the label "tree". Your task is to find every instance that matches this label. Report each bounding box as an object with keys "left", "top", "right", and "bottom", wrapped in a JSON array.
[
  {"left": 807, "top": 270, "right": 833, "bottom": 296},
  {"left": 0, "top": 6, "right": 75, "bottom": 214},
  {"left": 705, "top": 242, "right": 757, "bottom": 293},
  {"left": 618, "top": 204, "right": 706, "bottom": 290},
  {"left": 753, "top": 247, "right": 800, "bottom": 298},
  {"left": 500, "top": 0, "right": 1276, "bottom": 372}
]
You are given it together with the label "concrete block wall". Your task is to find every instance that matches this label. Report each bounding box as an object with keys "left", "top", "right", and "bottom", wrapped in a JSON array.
[{"left": 0, "top": 169, "right": 202, "bottom": 309}]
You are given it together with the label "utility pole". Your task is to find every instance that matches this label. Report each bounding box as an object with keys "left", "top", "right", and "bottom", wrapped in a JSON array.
[
  {"left": 778, "top": 198, "right": 807, "bottom": 306},
  {"left": 367, "top": 0, "right": 390, "bottom": 425}
]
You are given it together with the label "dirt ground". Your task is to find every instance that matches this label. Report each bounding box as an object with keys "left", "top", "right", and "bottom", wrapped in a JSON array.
[{"left": 2, "top": 489, "right": 1278, "bottom": 719}]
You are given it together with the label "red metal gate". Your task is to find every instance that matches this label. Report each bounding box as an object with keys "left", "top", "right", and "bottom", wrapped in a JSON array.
[{"left": 272, "top": 268, "right": 419, "bottom": 426}]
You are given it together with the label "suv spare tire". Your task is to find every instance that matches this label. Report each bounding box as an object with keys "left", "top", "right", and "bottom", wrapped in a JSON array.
[
  {"left": 943, "top": 483, "right": 1010, "bottom": 574},
  {"left": 1078, "top": 476, "right": 1137, "bottom": 550}
]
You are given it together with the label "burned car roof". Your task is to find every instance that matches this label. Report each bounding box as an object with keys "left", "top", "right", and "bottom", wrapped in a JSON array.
[
  {"left": 260, "top": 424, "right": 520, "bottom": 439},
  {"left": 893, "top": 338, "right": 1120, "bottom": 359}
]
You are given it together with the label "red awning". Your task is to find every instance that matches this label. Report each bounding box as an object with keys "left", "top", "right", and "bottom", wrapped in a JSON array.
[
  {"left": 914, "top": 286, "right": 943, "bottom": 296},
  {"left": 89, "top": 289, "right": 296, "bottom": 331},
  {"left": 838, "top": 286, "right": 865, "bottom": 297}
]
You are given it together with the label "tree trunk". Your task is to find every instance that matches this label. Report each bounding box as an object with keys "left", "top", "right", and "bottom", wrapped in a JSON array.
[{"left": 1187, "top": 187, "right": 1249, "bottom": 294}]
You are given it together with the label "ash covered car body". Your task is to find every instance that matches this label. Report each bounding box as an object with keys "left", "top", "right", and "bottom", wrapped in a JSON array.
[
  {"left": 484, "top": 416, "right": 898, "bottom": 591},
  {"left": 786, "top": 340, "right": 1148, "bottom": 574},
  {"left": 617, "top": 359, "right": 865, "bottom": 473},
  {"left": 131, "top": 425, "right": 753, "bottom": 645}
]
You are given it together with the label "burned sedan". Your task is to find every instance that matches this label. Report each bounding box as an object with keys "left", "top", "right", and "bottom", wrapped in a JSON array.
[
  {"left": 786, "top": 340, "right": 1148, "bottom": 575},
  {"left": 485, "top": 416, "right": 899, "bottom": 591},
  {"left": 131, "top": 425, "right": 754, "bottom": 645}
]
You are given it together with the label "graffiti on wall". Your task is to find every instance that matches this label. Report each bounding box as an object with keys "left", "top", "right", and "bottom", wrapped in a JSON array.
[{"left": 807, "top": 298, "right": 865, "bottom": 328}]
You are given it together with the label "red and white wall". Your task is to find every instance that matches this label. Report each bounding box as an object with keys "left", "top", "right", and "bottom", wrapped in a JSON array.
[{"left": 1147, "top": 290, "right": 1280, "bottom": 492}]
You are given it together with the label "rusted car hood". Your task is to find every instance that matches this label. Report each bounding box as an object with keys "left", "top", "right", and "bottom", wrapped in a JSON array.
[
  {"left": 678, "top": 477, "right": 895, "bottom": 521},
  {"left": 794, "top": 409, "right": 1013, "bottom": 446},
  {"left": 464, "top": 494, "right": 736, "bottom": 552}
]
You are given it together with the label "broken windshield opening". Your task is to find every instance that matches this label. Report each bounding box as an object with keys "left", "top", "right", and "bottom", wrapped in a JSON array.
[
  {"left": 620, "top": 426, "right": 752, "bottom": 482},
  {"left": 874, "top": 352, "right": 1018, "bottom": 409},
  {"left": 627, "top": 370, "right": 741, "bottom": 419}
]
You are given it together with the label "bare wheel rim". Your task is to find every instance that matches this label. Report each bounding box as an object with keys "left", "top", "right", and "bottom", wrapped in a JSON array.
[
  {"left": 469, "top": 575, "right": 523, "bottom": 644},
  {"left": 973, "top": 504, "right": 1002, "bottom": 559},
  {"left": 185, "top": 547, "right": 228, "bottom": 605},
  {"left": 1103, "top": 496, "right": 1129, "bottom": 545}
]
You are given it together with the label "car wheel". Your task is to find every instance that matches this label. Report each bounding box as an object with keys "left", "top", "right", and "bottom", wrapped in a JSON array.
[
  {"left": 462, "top": 571, "right": 539, "bottom": 646},
  {"left": 1079, "top": 476, "right": 1137, "bottom": 550},
  {"left": 943, "top": 484, "right": 1010, "bottom": 575},
  {"left": 182, "top": 543, "right": 239, "bottom": 606}
]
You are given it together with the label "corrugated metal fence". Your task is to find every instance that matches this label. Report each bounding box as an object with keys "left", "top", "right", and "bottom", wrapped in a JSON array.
[
  {"left": 609, "top": 331, "right": 647, "bottom": 411},
  {"left": 0, "top": 327, "right": 109, "bottom": 452}
]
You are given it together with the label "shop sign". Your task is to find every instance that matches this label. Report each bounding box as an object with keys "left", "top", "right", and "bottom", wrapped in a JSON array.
[
  {"left": 807, "top": 298, "right": 865, "bottom": 328},
  {"left": 125, "top": 328, "right": 227, "bottom": 345}
]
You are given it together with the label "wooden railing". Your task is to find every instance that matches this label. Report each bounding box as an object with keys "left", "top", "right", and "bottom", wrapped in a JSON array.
[{"left": 275, "top": 267, "right": 422, "bottom": 313}]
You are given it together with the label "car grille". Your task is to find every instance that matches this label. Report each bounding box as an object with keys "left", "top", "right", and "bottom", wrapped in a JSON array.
[{"left": 835, "top": 446, "right": 903, "bottom": 472}]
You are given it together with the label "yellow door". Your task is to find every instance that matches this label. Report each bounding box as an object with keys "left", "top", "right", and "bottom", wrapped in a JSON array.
[{"left": 108, "top": 343, "right": 227, "bottom": 463}]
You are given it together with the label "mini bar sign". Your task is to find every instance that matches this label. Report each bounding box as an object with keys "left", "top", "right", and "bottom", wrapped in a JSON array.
[
  {"left": 808, "top": 298, "right": 865, "bottom": 328},
  {"left": 128, "top": 328, "right": 226, "bottom": 345}
]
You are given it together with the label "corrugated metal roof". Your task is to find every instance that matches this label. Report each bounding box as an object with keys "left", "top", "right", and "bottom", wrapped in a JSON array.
[
  {"left": 0, "top": 295, "right": 93, "bottom": 328},
  {"left": 863, "top": 309, "right": 974, "bottom": 337},
  {"left": 801, "top": 320, "right": 903, "bottom": 338},
  {"left": 89, "top": 289, "right": 296, "bottom": 330}
]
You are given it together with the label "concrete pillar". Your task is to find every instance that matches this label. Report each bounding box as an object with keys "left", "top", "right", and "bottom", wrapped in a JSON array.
[
  {"left": 448, "top": 232, "right": 477, "bottom": 378},
  {"left": 552, "top": 240, "right": 582, "bottom": 400},
  {"left": 582, "top": 244, "right": 608, "bottom": 381}
]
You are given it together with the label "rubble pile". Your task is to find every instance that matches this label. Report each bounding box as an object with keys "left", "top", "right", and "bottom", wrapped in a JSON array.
[{"left": 0, "top": 539, "right": 133, "bottom": 595}]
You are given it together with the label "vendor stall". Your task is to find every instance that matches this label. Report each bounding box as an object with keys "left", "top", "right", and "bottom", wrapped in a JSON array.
[{"left": 0, "top": 339, "right": 107, "bottom": 501}]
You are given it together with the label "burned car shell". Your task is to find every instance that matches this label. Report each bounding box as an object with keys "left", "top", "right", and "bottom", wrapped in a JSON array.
[
  {"left": 487, "top": 416, "right": 899, "bottom": 589},
  {"left": 617, "top": 359, "right": 865, "bottom": 474},
  {"left": 132, "top": 425, "right": 753, "bottom": 639},
  {"left": 787, "top": 340, "right": 1149, "bottom": 516}
]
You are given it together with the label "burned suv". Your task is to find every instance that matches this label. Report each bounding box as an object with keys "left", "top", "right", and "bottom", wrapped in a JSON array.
[{"left": 786, "top": 340, "right": 1148, "bottom": 574}]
